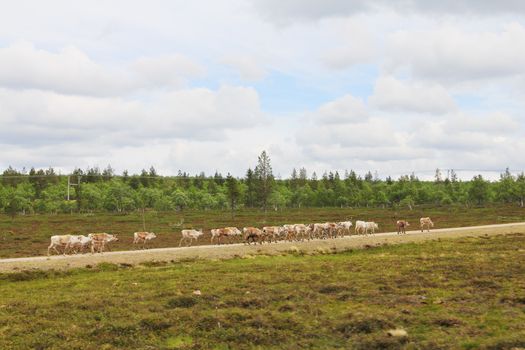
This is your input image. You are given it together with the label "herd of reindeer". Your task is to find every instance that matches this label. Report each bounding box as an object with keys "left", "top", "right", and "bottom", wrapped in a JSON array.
[{"left": 47, "top": 217, "right": 435, "bottom": 256}]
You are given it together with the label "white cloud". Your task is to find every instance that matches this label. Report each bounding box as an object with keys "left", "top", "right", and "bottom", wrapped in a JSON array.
[
  {"left": 0, "top": 85, "right": 263, "bottom": 148},
  {"left": 369, "top": 76, "right": 457, "bottom": 114},
  {"left": 299, "top": 120, "right": 395, "bottom": 149},
  {"left": 411, "top": 112, "right": 521, "bottom": 151},
  {"left": 297, "top": 115, "right": 413, "bottom": 165},
  {"left": 0, "top": 43, "right": 206, "bottom": 96},
  {"left": 293, "top": 92, "right": 525, "bottom": 175},
  {"left": 251, "top": 0, "right": 525, "bottom": 24},
  {"left": 314, "top": 94, "right": 368, "bottom": 124},
  {"left": 321, "top": 19, "right": 376, "bottom": 69},
  {"left": 131, "top": 54, "right": 205, "bottom": 88},
  {"left": 0, "top": 42, "right": 130, "bottom": 96},
  {"left": 297, "top": 94, "right": 410, "bottom": 163},
  {"left": 250, "top": 0, "right": 370, "bottom": 24},
  {"left": 305, "top": 144, "right": 429, "bottom": 164},
  {"left": 322, "top": 45, "right": 374, "bottom": 69},
  {"left": 394, "top": 1, "right": 525, "bottom": 16},
  {"left": 149, "top": 85, "right": 263, "bottom": 137},
  {"left": 0, "top": 2, "right": 524, "bottom": 178},
  {"left": 454, "top": 112, "right": 519, "bottom": 134},
  {"left": 386, "top": 23, "right": 525, "bottom": 83},
  {"left": 221, "top": 56, "right": 267, "bottom": 81}
]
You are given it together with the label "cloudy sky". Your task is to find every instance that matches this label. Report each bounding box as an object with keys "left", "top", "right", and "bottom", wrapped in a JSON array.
[{"left": 0, "top": 1, "right": 524, "bottom": 179}]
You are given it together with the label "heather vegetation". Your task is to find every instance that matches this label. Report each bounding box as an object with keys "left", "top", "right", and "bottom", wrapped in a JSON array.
[{"left": 1, "top": 234, "right": 524, "bottom": 349}]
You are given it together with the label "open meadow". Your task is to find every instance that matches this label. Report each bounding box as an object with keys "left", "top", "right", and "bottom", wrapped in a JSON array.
[
  {"left": 1, "top": 233, "right": 524, "bottom": 349},
  {"left": 1, "top": 205, "right": 525, "bottom": 258}
]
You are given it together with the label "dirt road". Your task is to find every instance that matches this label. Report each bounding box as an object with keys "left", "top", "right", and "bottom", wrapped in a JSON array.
[{"left": 1, "top": 222, "right": 524, "bottom": 272}]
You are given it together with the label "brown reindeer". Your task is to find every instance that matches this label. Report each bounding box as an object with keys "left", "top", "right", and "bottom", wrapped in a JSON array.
[
  {"left": 396, "top": 220, "right": 410, "bottom": 234},
  {"left": 243, "top": 227, "right": 262, "bottom": 245}
]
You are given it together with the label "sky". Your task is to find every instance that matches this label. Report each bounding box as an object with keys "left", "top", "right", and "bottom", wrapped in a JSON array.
[{"left": 0, "top": 1, "right": 524, "bottom": 180}]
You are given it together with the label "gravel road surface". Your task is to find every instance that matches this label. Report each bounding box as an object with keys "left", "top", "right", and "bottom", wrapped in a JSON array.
[{"left": 1, "top": 222, "right": 524, "bottom": 272}]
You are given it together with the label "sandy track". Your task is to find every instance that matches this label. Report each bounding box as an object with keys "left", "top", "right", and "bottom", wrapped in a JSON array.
[{"left": 1, "top": 222, "right": 525, "bottom": 272}]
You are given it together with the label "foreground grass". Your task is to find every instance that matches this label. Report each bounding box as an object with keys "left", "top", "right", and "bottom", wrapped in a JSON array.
[
  {"left": 1, "top": 205, "right": 525, "bottom": 258},
  {"left": 1, "top": 234, "right": 524, "bottom": 349}
]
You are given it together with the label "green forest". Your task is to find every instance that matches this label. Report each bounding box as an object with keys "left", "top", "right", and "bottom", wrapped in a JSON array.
[{"left": 1, "top": 151, "right": 525, "bottom": 215}]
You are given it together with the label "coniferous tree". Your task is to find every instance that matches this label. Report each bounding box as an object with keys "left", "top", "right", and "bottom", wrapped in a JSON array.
[
  {"left": 497, "top": 167, "right": 515, "bottom": 203},
  {"left": 149, "top": 166, "right": 157, "bottom": 177},
  {"left": 102, "top": 165, "right": 114, "bottom": 182},
  {"left": 71, "top": 168, "right": 83, "bottom": 210},
  {"left": 29, "top": 168, "right": 48, "bottom": 198},
  {"left": 193, "top": 172, "right": 206, "bottom": 189},
  {"left": 515, "top": 173, "right": 525, "bottom": 207},
  {"left": 244, "top": 168, "right": 257, "bottom": 207},
  {"left": 469, "top": 175, "right": 490, "bottom": 205},
  {"left": 450, "top": 169, "right": 458, "bottom": 182},
  {"left": 225, "top": 173, "right": 241, "bottom": 218},
  {"left": 254, "top": 150, "right": 274, "bottom": 214},
  {"left": 140, "top": 169, "right": 150, "bottom": 187},
  {"left": 214, "top": 171, "right": 224, "bottom": 185},
  {"left": 290, "top": 168, "right": 298, "bottom": 190},
  {"left": 434, "top": 168, "right": 443, "bottom": 183},
  {"left": 2, "top": 166, "right": 24, "bottom": 187},
  {"left": 86, "top": 167, "right": 101, "bottom": 183},
  {"left": 310, "top": 171, "right": 318, "bottom": 190}
]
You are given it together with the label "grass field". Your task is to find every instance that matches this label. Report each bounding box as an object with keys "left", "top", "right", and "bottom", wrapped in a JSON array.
[
  {"left": 1, "top": 233, "right": 524, "bottom": 349},
  {"left": 1, "top": 205, "right": 525, "bottom": 258}
]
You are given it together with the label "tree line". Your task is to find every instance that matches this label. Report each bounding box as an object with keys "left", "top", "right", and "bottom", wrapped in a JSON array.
[{"left": 1, "top": 151, "right": 525, "bottom": 216}]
